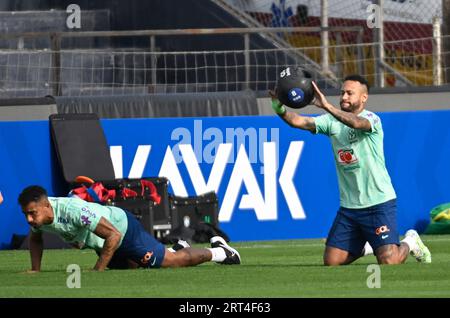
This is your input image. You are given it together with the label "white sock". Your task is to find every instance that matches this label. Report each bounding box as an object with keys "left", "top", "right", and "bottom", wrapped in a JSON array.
[
  {"left": 207, "top": 247, "right": 226, "bottom": 262},
  {"left": 363, "top": 242, "right": 374, "bottom": 256},
  {"left": 401, "top": 236, "right": 416, "bottom": 252},
  {"left": 168, "top": 248, "right": 176, "bottom": 253}
]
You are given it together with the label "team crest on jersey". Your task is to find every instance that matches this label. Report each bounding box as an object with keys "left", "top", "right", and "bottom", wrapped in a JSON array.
[{"left": 337, "top": 149, "right": 358, "bottom": 165}]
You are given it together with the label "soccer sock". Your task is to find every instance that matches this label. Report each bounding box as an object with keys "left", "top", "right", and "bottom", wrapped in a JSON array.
[
  {"left": 207, "top": 247, "right": 226, "bottom": 262},
  {"left": 362, "top": 241, "right": 374, "bottom": 256},
  {"left": 401, "top": 236, "right": 416, "bottom": 252}
]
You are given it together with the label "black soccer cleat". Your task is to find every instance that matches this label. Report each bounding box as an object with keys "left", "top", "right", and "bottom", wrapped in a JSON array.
[{"left": 210, "top": 236, "right": 241, "bottom": 265}]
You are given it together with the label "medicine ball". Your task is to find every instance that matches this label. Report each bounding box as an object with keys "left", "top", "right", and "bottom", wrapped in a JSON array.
[{"left": 276, "top": 67, "right": 314, "bottom": 109}]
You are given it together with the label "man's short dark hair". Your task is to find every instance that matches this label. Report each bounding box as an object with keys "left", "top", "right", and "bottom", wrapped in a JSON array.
[
  {"left": 343, "top": 74, "right": 370, "bottom": 93},
  {"left": 18, "top": 185, "right": 48, "bottom": 207}
]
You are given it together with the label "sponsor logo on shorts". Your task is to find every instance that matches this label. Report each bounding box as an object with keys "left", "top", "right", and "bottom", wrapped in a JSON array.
[
  {"left": 375, "top": 225, "right": 390, "bottom": 235},
  {"left": 141, "top": 251, "right": 154, "bottom": 265}
]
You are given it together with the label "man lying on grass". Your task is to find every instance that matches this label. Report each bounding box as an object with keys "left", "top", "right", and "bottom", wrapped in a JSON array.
[{"left": 18, "top": 185, "right": 240, "bottom": 271}]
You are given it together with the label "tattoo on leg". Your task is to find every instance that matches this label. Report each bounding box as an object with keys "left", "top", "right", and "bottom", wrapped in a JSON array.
[
  {"left": 398, "top": 242, "right": 410, "bottom": 262},
  {"left": 199, "top": 251, "right": 209, "bottom": 263},
  {"left": 376, "top": 244, "right": 409, "bottom": 264}
]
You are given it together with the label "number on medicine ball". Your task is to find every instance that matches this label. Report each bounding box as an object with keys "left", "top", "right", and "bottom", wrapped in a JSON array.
[{"left": 280, "top": 67, "right": 291, "bottom": 78}]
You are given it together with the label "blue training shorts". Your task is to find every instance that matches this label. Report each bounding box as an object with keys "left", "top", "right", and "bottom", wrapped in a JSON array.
[
  {"left": 106, "top": 211, "right": 166, "bottom": 269},
  {"left": 325, "top": 199, "right": 400, "bottom": 256}
]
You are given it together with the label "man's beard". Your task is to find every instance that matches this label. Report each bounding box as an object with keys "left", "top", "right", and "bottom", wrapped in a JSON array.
[{"left": 340, "top": 101, "right": 358, "bottom": 112}]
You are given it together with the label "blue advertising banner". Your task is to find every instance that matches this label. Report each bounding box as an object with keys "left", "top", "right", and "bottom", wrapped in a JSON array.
[{"left": 0, "top": 111, "right": 449, "bottom": 248}]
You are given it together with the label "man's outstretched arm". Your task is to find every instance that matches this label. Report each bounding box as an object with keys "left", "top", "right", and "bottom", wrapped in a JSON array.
[
  {"left": 93, "top": 217, "right": 122, "bottom": 271},
  {"left": 269, "top": 90, "right": 316, "bottom": 133},
  {"left": 29, "top": 231, "right": 43, "bottom": 272}
]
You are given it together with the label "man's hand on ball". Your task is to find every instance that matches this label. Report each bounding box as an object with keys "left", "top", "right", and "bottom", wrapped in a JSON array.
[
  {"left": 269, "top": 89, "right": 286, "bottom": 115},
  {"left": 311, "top": 81, "right": 329, "bottom": 109},
  {"left": 268, "top": 89, "right": 278, "bottom": 101}
]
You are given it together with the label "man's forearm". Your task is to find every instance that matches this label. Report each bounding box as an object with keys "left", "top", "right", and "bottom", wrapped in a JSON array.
[
  {"left": 323, "top": 102, "right": 361, "bottom": 128},
  {"left": 272, "top": 99, "right": 304, "bottom": 128},
  {"left": 279, "top": 110, "right": 298, "bottom": 126},
  {"left": 278, "top": 111, "right": 315, "bottom": 132},
  {"left": 94, "top": 233, "right": 121, "bottom": 271},
  {"left": 29, "top": 238, "right": 43, "bottom": 271}
]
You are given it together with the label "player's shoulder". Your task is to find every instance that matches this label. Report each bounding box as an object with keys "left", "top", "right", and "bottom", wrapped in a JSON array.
[
  {"left": 360, "top": 109, "right": 381, "bottom": 123},
  {"left": 50, "top": 196, "right": 80, "bottom": 206},
  {"left": 315, "top": 112, "right": 334, "bottom": 123},
  {"left": 52, "top": 196, "right": 87, "bottom": 213}
]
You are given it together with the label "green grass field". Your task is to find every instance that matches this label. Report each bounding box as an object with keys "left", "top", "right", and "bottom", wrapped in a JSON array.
[{"left": 0, "top": 235, "right": 449, "bottom": 298}]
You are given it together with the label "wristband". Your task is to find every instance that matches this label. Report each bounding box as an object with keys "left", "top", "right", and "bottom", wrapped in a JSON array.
[{"left": 271, "top": 100, "right": 286, "bottom": 115}]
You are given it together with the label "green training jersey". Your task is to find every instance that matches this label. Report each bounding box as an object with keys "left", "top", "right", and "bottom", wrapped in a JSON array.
[
  {"left": 314, "top": 109, "right": 396, "bottom": 208},
  {"left": 32, "top": 197, "right": 128, "bottom": 252}
]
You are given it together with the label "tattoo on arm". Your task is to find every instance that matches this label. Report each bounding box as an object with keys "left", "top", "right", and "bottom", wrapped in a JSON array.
[
  {"left": 280, "top": 111, "right": 316, "bottom": 132},
  {"left": 93, "top": 217, "right": 122, "bottom": 271},
  {"left": 326, "top": 106, "right": 371, "bottom": 131},
  {"left": 283, "top": 111, "right": 298, "bottom": 124}
]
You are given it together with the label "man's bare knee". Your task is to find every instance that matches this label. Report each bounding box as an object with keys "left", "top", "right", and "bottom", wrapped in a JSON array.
[
  {"left": 323, "top": 258, "right": 332, "bottom": 266},
  {"left": 323, "top": 258, "right": 343, "bottom": 266},
  {"left": 377, "top": 254, "right": 401, "bottom": 265},
  {"left": 323, "top": 246, "right": 356, "bottom": 266}
]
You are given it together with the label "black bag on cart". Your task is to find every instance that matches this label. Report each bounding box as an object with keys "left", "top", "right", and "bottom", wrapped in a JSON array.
[
  {"left": 169, "top": 191, "right": 219, "bottom": 229},
  {"left": 69, "top": 178, "right": 163, "bottom": 235},
  {"left": 102, "top": 177, "right": 172, "bottom": 233},
  {"left": 109, "top": 199, "right": 155, "bottom": 234},
  {"left": 164, "top": 191, "right": 229, "bottom": 244}
]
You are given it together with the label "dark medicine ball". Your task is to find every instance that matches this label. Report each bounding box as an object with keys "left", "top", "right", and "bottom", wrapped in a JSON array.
[{"left": 276, "top": 67, "right": 314, "bottom": 109}]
